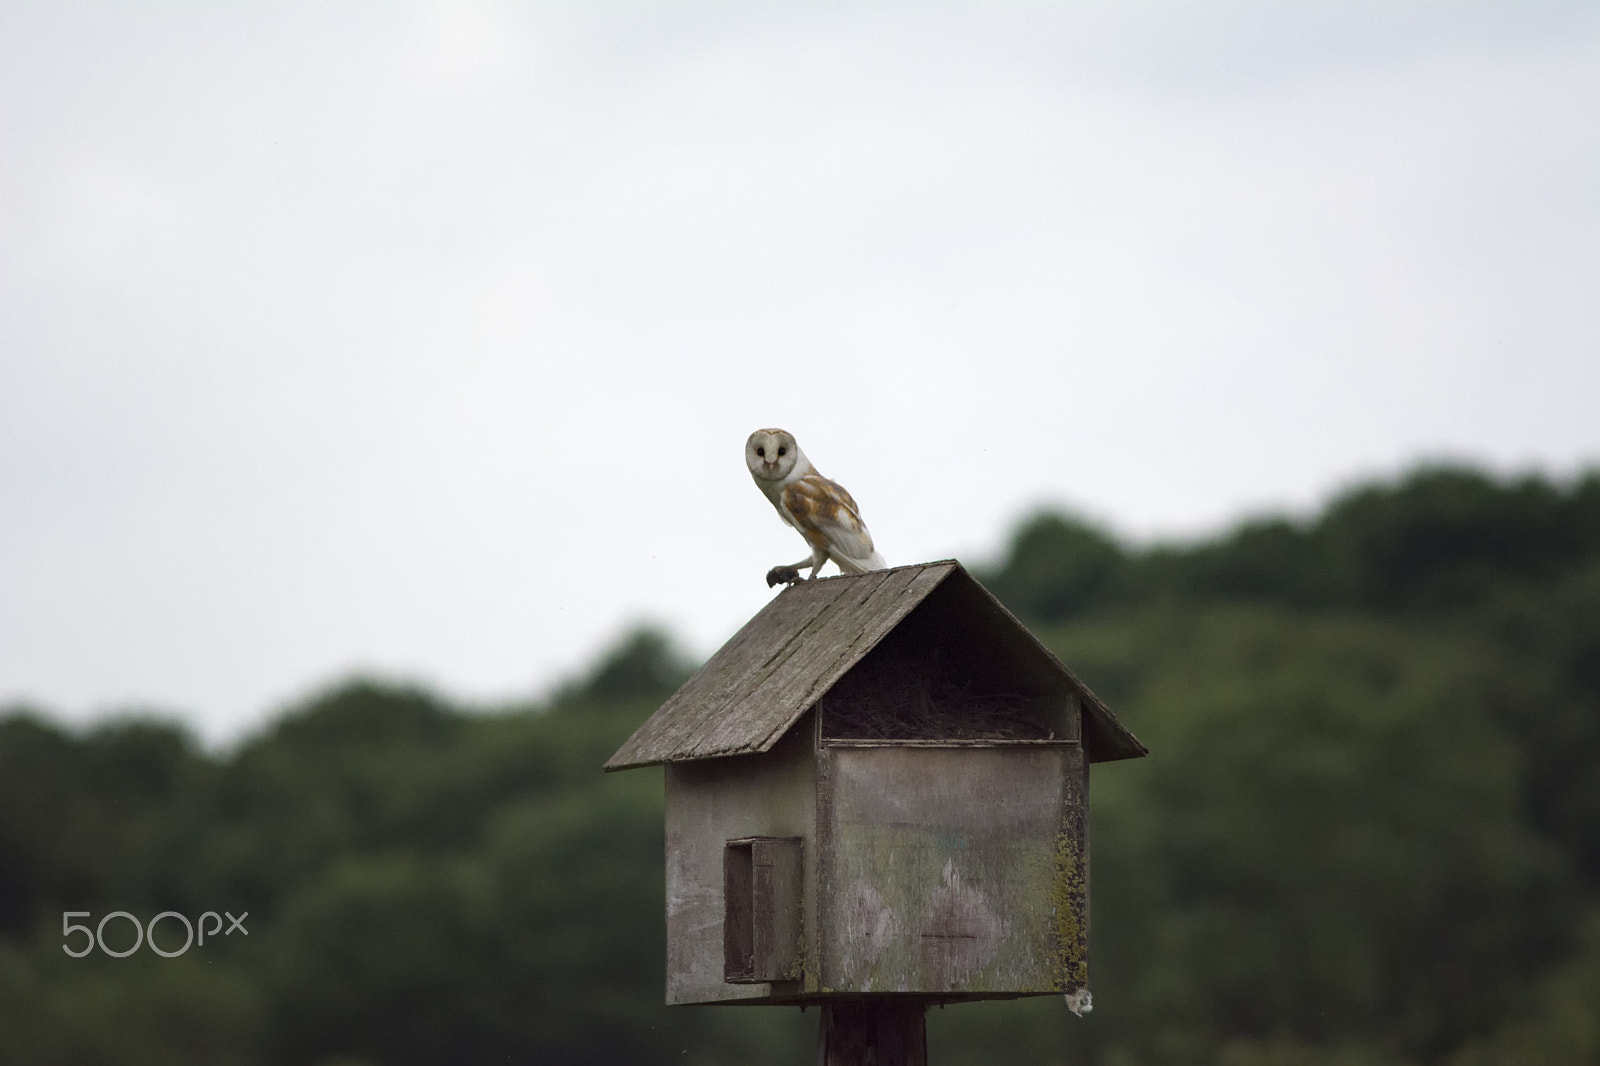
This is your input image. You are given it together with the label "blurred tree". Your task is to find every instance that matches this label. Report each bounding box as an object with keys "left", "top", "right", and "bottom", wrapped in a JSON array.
[
  {"left": 0, "top": 714, "right": 82, "bottom": 933},
  {"left": 0, "top": 714, "right": 210, "bottom": 931},
  {"left": 980, "top": 511, "right": 1126, "bottom": 621},
  {"left": 1314, "top": 466, "right": 1581, "bottom": 611},
  {"left": 1448, "top": 909, "right": 1600, "bottom": 1066},
  {"left": 1488, "top": 561, "right": 1600, "bottom": 888},
  {"left": 1041, "top": 607, "right": 1576, "bottom": 1066},
  {"left": 982, "top": 465, "right": 1600, "bottom": 621},
  {"left": 556, "top": 624, "right": 695, "bottom": 705}
]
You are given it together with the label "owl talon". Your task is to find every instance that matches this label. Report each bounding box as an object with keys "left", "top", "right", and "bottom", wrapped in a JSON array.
[{"left": 766, "top": 566, "right": 803, "bottom": 587}]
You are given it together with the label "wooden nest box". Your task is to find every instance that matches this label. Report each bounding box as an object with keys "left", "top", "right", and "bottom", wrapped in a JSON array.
[{"left": 605, "top": 560, "right": 1145, "bottom": 1008}]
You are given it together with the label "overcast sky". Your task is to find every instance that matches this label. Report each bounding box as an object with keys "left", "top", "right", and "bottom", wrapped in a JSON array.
[{"left": 3, "top": 1, "right": 1597, "bottom": 745}]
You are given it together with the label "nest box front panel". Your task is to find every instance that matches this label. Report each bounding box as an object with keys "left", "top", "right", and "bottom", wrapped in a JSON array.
[
  {"left": 663, "top": 723, "right": 817, "bottom": 1006},
  {"left": 817, "top": 743, "right": 1088, "bottom": 997}
]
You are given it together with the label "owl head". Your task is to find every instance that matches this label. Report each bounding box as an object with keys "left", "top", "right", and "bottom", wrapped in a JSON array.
[{"left": 746, "top": 428, "right": 804, "bottom": 483}]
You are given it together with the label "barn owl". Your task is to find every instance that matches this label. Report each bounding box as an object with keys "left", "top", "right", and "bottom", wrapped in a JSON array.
[{"left": 746, "top": 429, "right": 886, "bottom": 584}]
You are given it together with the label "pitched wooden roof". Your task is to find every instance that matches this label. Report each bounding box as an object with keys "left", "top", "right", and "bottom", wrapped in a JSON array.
[{"left": 604, "top": 560, "right": 1146, "bottom": 770}]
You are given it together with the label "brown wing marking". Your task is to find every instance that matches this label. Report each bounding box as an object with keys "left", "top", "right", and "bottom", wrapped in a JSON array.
[
  {"left": 783, "top": 475, "right": 874, "bottom": 559},
  {"left": 781, "top": 478, "right": 837, "bottom": 552}
]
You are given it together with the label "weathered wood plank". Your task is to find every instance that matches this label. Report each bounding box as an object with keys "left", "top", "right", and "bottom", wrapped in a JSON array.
[
  {"left": 715, "top": 565, "right": 943, "bottom": 755},
  {"left": 664, "top": 722, "right": 817, "bottom": 1005},
  {"left": 949, "top": 570, "right": 1143, "bottom": 762},
  {"left": 607, "top": 562, "right": 956, "bottom": 769},
  {"left": 606, "top": 557, "right": 1145, "bottom": 769},
  {"left": 608, "top": 575, "right": 853, "bottom": 768},
  {"left": 751, "top": 838, "right": 803, "bottom": 982},
  {"left": 818, "top": 746, "right": 1083, "bottom": 995},
  {"left": 694, "top": 567, "right": 905, "bottom": 756},
  {"left": 822, "top": 738, "right": 1081, "bottom": 749},
  {"left": 723, "top": 842, "right": 755, "bottom": 980},
  {"left": 1055, "top": 746, "right": 1090, "bottom": 994}
]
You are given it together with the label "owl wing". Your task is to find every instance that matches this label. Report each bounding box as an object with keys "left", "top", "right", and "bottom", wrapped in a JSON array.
[{"left": 781, "top": 474, "right": 884, "bottom": 572}]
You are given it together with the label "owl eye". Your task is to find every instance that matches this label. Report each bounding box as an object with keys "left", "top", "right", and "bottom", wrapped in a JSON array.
[
  {"left": 777, "top": 447, "right": 787, "bottom": 456},
  {"left": 755, "top": 447, "right": 765, "bottom": 458}
]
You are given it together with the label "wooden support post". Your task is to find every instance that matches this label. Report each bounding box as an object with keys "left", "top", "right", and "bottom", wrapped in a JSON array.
[{"left": 818, "top": 999, "right": 928, "bottom": 1066}]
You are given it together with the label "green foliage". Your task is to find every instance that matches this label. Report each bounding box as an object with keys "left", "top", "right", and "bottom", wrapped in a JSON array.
[
  {"left": 4, "top": 465, "right": 1599, "bottom": 1065},
  {"left": 981, "top": 512, "right": 1128, "bottom": 618},
  {"left": 1448, "top": 909, "right": 1600, "bottom": 1065},
  {"left": 1047, "top": 609, "right": 1573, "bottom": 1065},
  {"left": 984, "top": 465, "right": 1600, "bottom": 619},
  {"left": 553, "top": 624, "right": 696, "bottom": 705},
  {"left": 0, "top": 713, "right": 214, "bottom": 935},
  {"left": 0, "top": 626, "right": 813, "bottom": 1066}
]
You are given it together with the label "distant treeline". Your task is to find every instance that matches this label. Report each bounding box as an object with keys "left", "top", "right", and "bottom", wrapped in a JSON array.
[
  {"left": 2, "top": 463, "right": 1597, "bottom": 1066},
  {"left": 981, "top": 464, "right": 1600, "bottom": 619}
]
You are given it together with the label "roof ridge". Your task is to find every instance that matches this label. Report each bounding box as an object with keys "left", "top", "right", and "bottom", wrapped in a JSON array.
[{"left": 603, "top": 559, "right": 1145, "bottom": 770}]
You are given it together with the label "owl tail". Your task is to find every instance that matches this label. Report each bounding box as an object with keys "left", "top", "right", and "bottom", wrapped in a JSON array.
[{"left": 833, "top": 550, "right": 887, "bottom": 574}]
